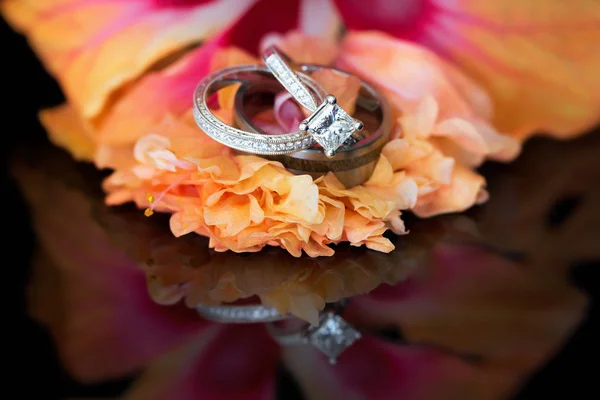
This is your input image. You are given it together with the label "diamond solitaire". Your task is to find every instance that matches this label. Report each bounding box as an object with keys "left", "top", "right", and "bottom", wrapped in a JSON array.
[
  {"left": 305, "top": 312, "right": 362, "bottom": 364},
  {"left": 299, "top": 95, "right": 364, "bottom": 158}
]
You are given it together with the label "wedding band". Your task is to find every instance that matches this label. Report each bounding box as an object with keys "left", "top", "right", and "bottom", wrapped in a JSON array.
[
  {"left": 196, "top": 300, "right": 360, "bottom": 364},
  {"left": 196, "top": 304, "right": 291, "bottom": 323},
  {"left": 233, "top": 65, "right": 392, "bottom": 187},
  {"left": 193, "top": 65, "right": 327, "bottom": 155},
  {"left": 263, "top": 46, "right": 365, "bottom": 157}
]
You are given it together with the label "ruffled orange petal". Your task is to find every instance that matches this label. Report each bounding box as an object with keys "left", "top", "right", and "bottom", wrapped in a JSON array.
[
  {"left": 1, "top": 0, "right": 256, "bottom": 120},
  {"left": 412, "top": 164, "right": 487, "bottom": 218}
]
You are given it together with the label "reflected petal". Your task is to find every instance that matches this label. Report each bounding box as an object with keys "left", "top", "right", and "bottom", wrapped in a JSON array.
[
  {"left": 126, "top": 325, "right": 279, "bottom": 400},
  {"left": 13, "top": 156, "right": 206, "bottom": 382},
  {"left": 347, "top": 243, "right": 587, "bottom": 393},
  {"left": 283, "top": 335, "right": 485, "bottom": 400}
]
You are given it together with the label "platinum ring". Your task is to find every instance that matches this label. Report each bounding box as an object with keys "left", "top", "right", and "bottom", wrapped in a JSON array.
[
  {"left": 263, "top": 46, "right": 366, "bottom": 157},
  {"left": 196, "top": 300, "right": 361, "bottom": 364},
  {"left": 233, "top": 64, "right": 392, "bottom": 188},
  {"left": 193, "top": 65, "right": 327, "bottom": 155},
  {"left": 196, "top": 304, "right": 291, "bottom": 323}
]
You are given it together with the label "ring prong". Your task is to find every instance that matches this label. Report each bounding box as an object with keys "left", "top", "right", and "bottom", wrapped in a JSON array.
[
  {"left": 299, "top": 121, "right": 308, "bottom": 131},
  {"left": 325, "top": 149, "right": 336, "bottom": 158},
  {"left": 354, "top": 121, "right": 364, "bottom": 131},
  {"left": 326, "top": 95, "right": 337, "bottom": 104}
]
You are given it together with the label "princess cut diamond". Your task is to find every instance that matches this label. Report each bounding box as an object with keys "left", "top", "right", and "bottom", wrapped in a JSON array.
[
  {"left": 302, "top": 97, "right": 361, "bottom": 157},
  {"left": 305, "top": 312, "right": 361, "bottom": 364}
]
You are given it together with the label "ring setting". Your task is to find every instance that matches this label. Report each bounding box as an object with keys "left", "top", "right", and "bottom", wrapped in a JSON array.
[
  {"left": 299, "top": 94, "right": 365, "bottom": 158},
  {"left": 197, "top": 302, "right": 361, "bottom": 364}
]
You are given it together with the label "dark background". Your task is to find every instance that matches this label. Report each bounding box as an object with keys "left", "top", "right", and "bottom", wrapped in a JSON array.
[{"left": 3, "top": 17, "right": 598, "bottom": 399}]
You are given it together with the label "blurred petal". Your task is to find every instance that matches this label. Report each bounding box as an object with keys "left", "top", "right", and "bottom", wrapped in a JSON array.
[
  {"left": 91, "top": 0, "right": 315, "bottom": 146},
  {"left": 39, "top": 104, "right": 96, "bottom": 161},
  {"left": 126, "top": 325, "right": 279, "bottom": 400},
  {"left": 338, "top": 31, "right": 494, "bottom": 121},
  {"left": 312, "top": 69, "right": 361, "bottom": 114},
  {"left": 297, "top": 0, "right": 341, "bottom": 37},
  {"left": 13, "top": 155, "right": 206, "bottom": 382},
  {"left": 261, "top": 29, "right": 340, "bottom": 65},
  {"left": 283, "top": 335, "right": 485, "bottom": 400},
  {"left": 334, "top": 0, "right": 600, "bottom": 139},
  {"left": 347, "top": 243, "right": 587, "bottom": 394},
  {"left": 1, "top": 0, "right": 256, "bottom": 119}
]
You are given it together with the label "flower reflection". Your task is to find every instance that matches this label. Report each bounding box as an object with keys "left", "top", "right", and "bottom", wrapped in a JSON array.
[{"left": 14, "top": 131, "right": 599, "bottom": 398}]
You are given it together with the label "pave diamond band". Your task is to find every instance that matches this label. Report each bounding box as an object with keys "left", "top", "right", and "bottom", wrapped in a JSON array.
[
  {"left": 196, "top": 304, "right": 290, "bottom": 323},
  {"left": 193, "top": 65, "right": 327, "bottom": 155},
  {"left": 263, "top": 46, "right": 320, "bottom": 111}
]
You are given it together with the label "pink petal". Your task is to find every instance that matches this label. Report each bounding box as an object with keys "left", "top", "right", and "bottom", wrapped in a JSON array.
[
  {"left": 346, "top": 243, "right": 587, "bottom": 392},
  {"left": 283, "top": 335, "right": 486, "bottom": 399},
  {"left": 125, "top": 325, "right": 279, "bottom": 400},
  {"left": 13, "top": 157, "right": 206, "bottom": 382}
]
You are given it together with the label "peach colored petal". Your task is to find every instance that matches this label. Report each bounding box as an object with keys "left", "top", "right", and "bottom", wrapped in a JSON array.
[
  {"left": 382, "top": 138, "right": 434, "bottom": 171},
  {"left": 1, "top": 0, "right": 256, "bottom": 120},
  {"left": 260, "top": 30, "right": 340, "bottom": 65},
  {"left": 343, "top": 211, "right": 394, "bottom": 252},
  {"left": 338, "top": 31, "right": 493, "bottom": 121},
  {"left": 95, "top": 41, "right": 220, "bottom": 146},
  {"left": 311, "top": 69, "right": 361, "bottom": 114},
  {"left": 412, "top": 164, "right": 486, "bottom": 217},
  {"left": 432, "top": 0, "right": 600, "bottom": 139},
  {"left": 399, "top": 94, "right": 439, "bottom": 139},
  {"left": 363, "top": 157, "right": 419, "bottom": 219},
  {"left": 334, "top": 1, "right": 600, "bottom": 139},
  {"left": 39, "top": 104, "right": 95, "bottom": 161}
]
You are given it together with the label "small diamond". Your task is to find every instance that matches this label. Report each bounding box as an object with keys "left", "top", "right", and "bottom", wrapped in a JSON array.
[
  {"left": 305, "top": 313, "right": 361, "bottom": 364},
  {"left": 304, "top": 100, "right": 359, "bottom": 156}
]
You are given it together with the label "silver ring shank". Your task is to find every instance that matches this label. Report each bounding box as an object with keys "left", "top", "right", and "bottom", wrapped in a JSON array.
[
  {"left": 233, "top": 64, "right": 392, "bottom": 187},
  {"left": 196, "top": 304, "right": 290, "bottom": 323},
  {"left": 263, "top": 45, "right": 320, "bottom": 111},
  {"left": 193, "top": 65, "right": 326, "bottom": 155}
]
